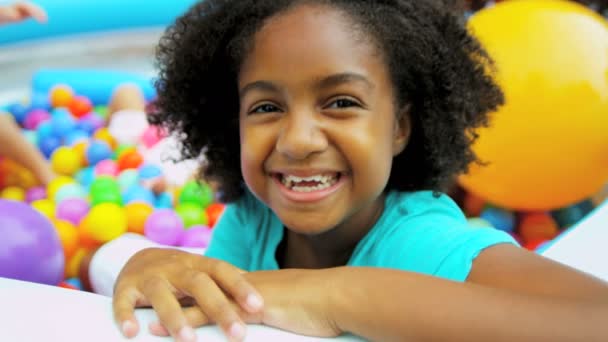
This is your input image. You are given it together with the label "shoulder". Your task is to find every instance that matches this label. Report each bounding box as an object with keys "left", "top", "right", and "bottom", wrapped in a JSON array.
[{"left": 362, "top": 191, "right": 517, "bottom": 281}]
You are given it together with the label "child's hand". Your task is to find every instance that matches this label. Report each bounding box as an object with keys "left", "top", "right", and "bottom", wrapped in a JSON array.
[
  {"left": 160, "top": 269, "right": 343, "bottom": 338},
  {"left": 112, "top": 248, "right": 264, "bottom": 342},
  {"left": 0, "top": 1, "right": 47, "bottom": 25}
]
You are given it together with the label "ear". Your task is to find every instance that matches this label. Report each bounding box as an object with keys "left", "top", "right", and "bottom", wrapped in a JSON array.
[{"left": 392, "top": 104, "right": 411, "bottom": 156}]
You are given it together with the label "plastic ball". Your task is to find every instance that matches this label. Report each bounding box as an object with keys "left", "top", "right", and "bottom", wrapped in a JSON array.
[
  {"left": 35, "top": 121, "right": 53, "bottom": 141},
  {"left": 83, "top": 203, "right": 127, "bottom": 243},
  {"left": 49, "top": 84, "right": 74, "bottom": 108},
  {"left": 30, "top": 91, "right": 51, "bottom": 110},
  {"left": 479, "top": 207, "right": 515, "bottom": 233},
  {"left": 551, "top": 200, "right": 595, "bottom": 229},
  {"left": 117, "top": 169, "right": 140, "bottom": 191},
  {"left": 93, "top": 127, "right": 117, "bottom": 150},
  {"left": 123, "top": 185, "right": 156, "bottom": 205},
  {"left": 0, "top": 200, "right": 64, "bottom": 285},
  {"left": 64, "top": 130, "right": 89, "bottom": 146},
  {"left": 65, "top": 248, "right": 87, "bottom": 279},
  {"left": 75, "top": 166, "right": 95, "bottom": 188},
  {"left": 205, "top": 203, "right": 226, "bottom": 227},
  {"left": 86, "top": 140, "right": 112, "bottom": 166},
  {"left": 0, "top": 186, "right": 26, "bottom": 201},
  {"left": 144, "top": 209, "right": 184, "bottom": 246},
  {"left": 38, "top": 136, "right": 62, "bottom": 158},
  {"left": 175, "top": 203, "right": 208, "bottom": 228},
  {"left": 139, "top": 164, "right": 162, "bottom": 180},
  {"left": 460, "top": 1, "right": 608, "bottom": 210},
  {"left": 117, "top": 150, "right": 143, "bottom": 171},
  {"left": 141, "top": 125, "right": 164, "bottom": 148},
  {"left": 51, "top": 146, "right": 82, "bottom": 176},
  {"left": 6, "top": 102, "right": 28, "bottom": 124},
  {"left": 47, "top": 176, "right": 76, "bottom": 202},
  {"left": 54, "top": 183, "right": 87, "bottom": 203},
  {"left": 23, "top": 109, "right": 51, "bottom": 130},
  {"left": 52, "top": 218, "right": 79, "bottom": 259},
  {"left": 518, "top": 212, "right": 559, "bottom": 244},
  {"left": 155, "top": 192, "right": 173, "bottom": 209},
  {"left": 31, "top": 199, "right": 56, "bottom": 219},
  {"left": 67, "top": 95, "right": 93, "bottom": 119},
  {"left": 25, "top": 186, "right": 46, "bottom": 203},
  {"left": 180, "top": 225, "right": 213, "bottom": 248},
  {"left": 179, "top": 181, "right": 214, "bottom": 208},
  {"left": 90, "top": 176, "right": 122, "bottom": 206},
  {"left": 50, "top": 108, "right": 76, "bottom": 138},
  {"left": 94, "top": 159, "right": 119, "bottom": 177},
  {"left": 72, "top": 141, "right": 89, "bottom": 166},
  {"left": 57, "top": 197, "right": 90, "bottom": 225},
  {"left": 467, "top": 217, "right": 493, "bottom": 229},
  {"left": 125, "top": 202, "right": 154, "bottom": 235},
  {"left": 93, "top": 105, "right": 108, "bottom": 119},
  {"left": 22, "top": 130, "right": 38, "bottom": 146},
  {"left": 113, "top": 144, "right": 136, "bottom": 160}
]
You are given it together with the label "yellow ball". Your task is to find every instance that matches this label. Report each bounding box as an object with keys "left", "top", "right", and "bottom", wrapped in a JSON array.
[
  {"left": 460, "top": 0, "right": 608, "bottom": 210},
  {"left": 93, "top": 127, "right": 117, "bottom": 150},
  {"left": 47, "top": 176, "right": 76, "bottom": 202},
  {"left": 51, "top": 146, "right": 82, "bottom": 176},
  {"left": 31, "top": 199, "right": 56, "bottom": 219},
  {"left": 52, "top": 219, "right": 79, "bottom": 259},
  {"left": 0, "top": 186, "right": 25, "bottom": 201},
  {"left": 83, "top": 203, "right": 127, "bottom": 243}
]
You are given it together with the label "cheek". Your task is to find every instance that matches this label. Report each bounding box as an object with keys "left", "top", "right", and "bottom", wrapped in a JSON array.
[{"left": 240, "top": 125, "right": 273, "bottom": 188}]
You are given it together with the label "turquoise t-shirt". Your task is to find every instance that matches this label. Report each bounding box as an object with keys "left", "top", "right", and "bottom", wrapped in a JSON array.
[{"left": 205, "top": 190, "right": 517, "bottom": 282}]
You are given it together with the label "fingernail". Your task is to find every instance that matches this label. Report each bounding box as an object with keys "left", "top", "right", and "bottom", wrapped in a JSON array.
[
  {"left": 229, "top": 322, "right": 246, "bottom": 340},
  {"left": 121, "top": 320, "right": 137, "bottom": 337},
  {"left": 178, "top": 326, "right": 197, "bottom": 342},
  {"left": 246, "top": 294, "right": 263, "bottom": 310}
]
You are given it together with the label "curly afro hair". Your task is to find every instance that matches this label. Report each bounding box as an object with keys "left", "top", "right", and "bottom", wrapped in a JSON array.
[{"left": 151, "top": 0, "right": 504, "bottom": 202}]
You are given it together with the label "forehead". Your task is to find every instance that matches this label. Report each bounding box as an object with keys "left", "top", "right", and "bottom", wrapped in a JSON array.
[{"left": 238, "top": 4, "right": 387, "bottom": 85}]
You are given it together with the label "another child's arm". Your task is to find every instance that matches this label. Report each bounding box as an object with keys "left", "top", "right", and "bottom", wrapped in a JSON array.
[
  {"left": 0, "top": 114, "right": 54, "bottom": 185},
  {"left": 0, "top": 1, "right": 47, "bottom": 25}
]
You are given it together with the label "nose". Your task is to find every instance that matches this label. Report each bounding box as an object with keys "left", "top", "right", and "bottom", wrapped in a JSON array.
[{"left": 275, "top": 110, "right": 327, "bottom": 160}]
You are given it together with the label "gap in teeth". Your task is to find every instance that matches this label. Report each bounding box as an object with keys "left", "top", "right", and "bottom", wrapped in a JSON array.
[{"left": 280, "top": 173, "right": 339, "bottom": 191}]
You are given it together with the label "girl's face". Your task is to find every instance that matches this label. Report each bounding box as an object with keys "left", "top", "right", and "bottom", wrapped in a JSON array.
[{"left": 238, "top": 4, "right": 410, "bottom": 235}]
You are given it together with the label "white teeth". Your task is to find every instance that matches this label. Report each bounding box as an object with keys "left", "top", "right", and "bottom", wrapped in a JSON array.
[{"left": 280, "top": 173, "right": 339, "bottom": 192}]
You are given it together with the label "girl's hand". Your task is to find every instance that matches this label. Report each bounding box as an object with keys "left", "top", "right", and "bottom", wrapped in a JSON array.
[
  {"left": 112, "top": 248, "right": 264, "bottom": 342},
  {"left": 0, "top": 2, "right": 47, "bottom": 25},
  {"left": 156, "top": 269, "right": 343, "bottom": 338}
]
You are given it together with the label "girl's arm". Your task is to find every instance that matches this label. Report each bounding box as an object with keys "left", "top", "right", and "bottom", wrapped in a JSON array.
[
  {"left": 0, "top": 1, "right": 47, "bottom": 25},
  {"left": 330, "top": 244, "right": 608, "bottom": 341}
]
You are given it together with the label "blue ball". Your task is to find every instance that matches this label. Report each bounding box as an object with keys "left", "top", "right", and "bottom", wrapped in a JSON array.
[
  {"left": 7, "top": 103, "right": 28, "bottom": 125},
  {"left": 75, "top": 167, "right": 96, "bottom": 189},
  {"left": 38, "top": 136, "right": 62, "bottom": 158},
  {"left": 64, "top": 277, "right": 83, "bottom": 290},
  {"left": 36, "top": 121, "right": 54, "bottom": 141},
  {"left": 64, "top": 130, "right": 89, "bottom": 146},
  {"left": 155, "top": 192, "right": 173, "bottom": 209},
  {"left": 86, "top": 140, "right": 112, "bottom": 165},
  {"left": 139, "top": 164, "right": 163, "bottom": 180},
  {"left": 123, "top": 185, "right": 156, "bottom": 205},
  {"left": 50, "top": 108, "right": 76, "bottom": 138},
  {"left": 480, "top": 207, "right": 516, "bottom": 233},
  {"left": 30, "top": 92, "right": 51, "bottom": 110},
  {"left": 22, "top": 130, "right": 38, "bottom": 146},
  {"left": 75, "top": 120, "right": 96, "bottom": 135}
]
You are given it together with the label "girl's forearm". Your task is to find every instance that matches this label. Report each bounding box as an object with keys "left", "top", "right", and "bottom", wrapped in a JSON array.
[{"left": 328, "top": 267, "right": 608, "bottom": 342}]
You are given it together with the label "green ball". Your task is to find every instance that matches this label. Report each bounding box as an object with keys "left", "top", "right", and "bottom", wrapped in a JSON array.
[
  {"left": 94, "top": 105, "right": 109, "bottom": 119},
  {"left": 179, "top": 181, "right": 214, "bottom": 208},
  {"left": 90, "top": 176, "right": 122, "bottom": 206},
  {"left": 176, "top": 203, "right": 208, "bottom": 228}
]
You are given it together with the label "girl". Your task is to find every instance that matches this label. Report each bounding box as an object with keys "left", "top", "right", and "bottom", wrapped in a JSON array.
[{"left": 112, "top": 1, "right": 608, "bottom": 341}]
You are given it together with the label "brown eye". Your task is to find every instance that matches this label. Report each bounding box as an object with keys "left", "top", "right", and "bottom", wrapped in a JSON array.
[
  {"left": 328, "top": 98, "right": 360, "bottom": 109},
  {"left": 250, "top": 103, "right": 280, "bottom": 115}
]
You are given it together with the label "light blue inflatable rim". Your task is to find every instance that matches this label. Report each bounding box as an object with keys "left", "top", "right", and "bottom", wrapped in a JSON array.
[{"left": 0, "top": 0, "right": 199, "bottom": 45}]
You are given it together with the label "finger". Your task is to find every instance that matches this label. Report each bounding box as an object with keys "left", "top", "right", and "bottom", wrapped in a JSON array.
[
  {"left": 0, "top": 6, "right": 21, "bottom": 23},
  {"left": 179, "top": 270, "right": 247, "bottom": 341},
  {"left": 182, "top": 304, "right": 263, "bottom": 327},
  {"left": 141, "top": 276, "right": 197, "bottom": 342},
  {"left": 200, "top": 258, "right": 264, "bottom": 313},
  {"left": 112, "top": 287, "right": 142, "bottom": 338},
  {"left": 15, "top": 2, "right": 47, "bottom": 23}
]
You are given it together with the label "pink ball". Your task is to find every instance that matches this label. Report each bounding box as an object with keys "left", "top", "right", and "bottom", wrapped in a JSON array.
[
  {"left": 140, "top": 125, "right": 165, "bottom": 148},
  {"left": 94, "top": 159, "right": 119, "bottom": 177},
  {"left": 57, "top": 198, "right": 90, "bottom": 225},
  {"left": 23, "top": 109, "right": 51, "bottom": 130},
  {"left": 144, "top": 209, "right": 184, "bottom": 246},
  {"left": 180, "top": 225, "right": 213, "bottom": 248},
  {"left": 25, "top": 186, "right": 47, "bottom": 203}
]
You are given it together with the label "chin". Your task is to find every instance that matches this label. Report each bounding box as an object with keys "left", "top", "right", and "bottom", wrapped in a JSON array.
[{"left": 279, "top": 213, "right": 338, "bottom": 235}]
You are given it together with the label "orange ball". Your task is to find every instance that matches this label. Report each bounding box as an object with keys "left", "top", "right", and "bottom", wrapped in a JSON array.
[
  {"left": 53, "top": 219, "right": 79, "bottom": 259},
  {"left": 77, "top": 217, "right": 104, "bottom": 251},
  {"left": 93, "top": 128, "right": 117, "bottom": 150},
  {"left": 49, "top": 84, "right": 74, "bottom": 108},
  {"left": 206, "top": 203, "right": 226, "bottom": 228},
  {"left": 117, "top": 150, "right": 144, "bottom": 171},
  {"left": 518, "top": 212, "right": 560, "bottom": 244},
  {"left": 67, "top": 95, "right": 93, "bottom": 118},
  {"left": 65, "top": 247, "right": 87, "bottom": 279},
  {"left": 125, "top": 202, "right": 154, "bottom": 234}
]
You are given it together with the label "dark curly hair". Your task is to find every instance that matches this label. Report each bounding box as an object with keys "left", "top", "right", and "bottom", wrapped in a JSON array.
[{"left": 151, "top": 0, "right": 504, "bottom": 202}]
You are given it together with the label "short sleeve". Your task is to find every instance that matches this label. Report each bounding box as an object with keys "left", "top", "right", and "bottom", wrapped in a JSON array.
[{"left": 204, "top": 194, "right": 254, "bottom": 270}]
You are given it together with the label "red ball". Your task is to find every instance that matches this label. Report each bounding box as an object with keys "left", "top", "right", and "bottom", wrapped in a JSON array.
[
  {"left": 68, "top": 95, "right": 93, "bottom": 119},
  {"left": 206, "top": 203, "right": 225, "bottom": 228},
  {"left": 117, "top": 150, "right": 144, "bottom": 171}
]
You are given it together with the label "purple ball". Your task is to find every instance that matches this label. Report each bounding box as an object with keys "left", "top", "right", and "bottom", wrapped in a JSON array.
[
  {"left": 144, "top": 209, "right": 184, "bottom": 246},
  {"left": 57, "top": 198, "right": 90, "bottom": 225},
  {"left": 23, "top": 109, "right": 51, "bottom": 130},
  {"left": 180, "top": 225, "right": 213, "bottom": 248},
  {"left": 80, "top": 113, "right": 105, "bottom": 131},
  {"left": 0, "top": 200, "right": 64, "bottom": 285},
  {"left": 25, "top": 186, "right": 47, "bottom": 203}
]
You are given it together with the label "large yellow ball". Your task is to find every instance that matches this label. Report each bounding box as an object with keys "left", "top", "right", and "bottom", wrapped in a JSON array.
[
  {"left": 82, "top": 203, "right": 127, "bottom": 243},
  {"left": 460, "top": 0, "right": 608, "bottom": 211}
]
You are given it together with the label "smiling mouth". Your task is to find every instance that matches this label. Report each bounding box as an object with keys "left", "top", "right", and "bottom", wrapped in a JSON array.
[{"left": 274, "top": 172, "right": 341, "bottom": 192}]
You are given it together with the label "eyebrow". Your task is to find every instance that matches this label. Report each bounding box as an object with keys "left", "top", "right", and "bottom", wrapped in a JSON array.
[{"left": 239, "top": 72, "right": 374, "bottom": 98}]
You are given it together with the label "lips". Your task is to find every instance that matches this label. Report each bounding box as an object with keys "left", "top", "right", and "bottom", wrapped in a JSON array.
[
  {"left": 270, "top": 170, "right": 346, "bottom": 203},
  {"left": 279, "top": 173, "right": 340, "bottom": 192}
]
